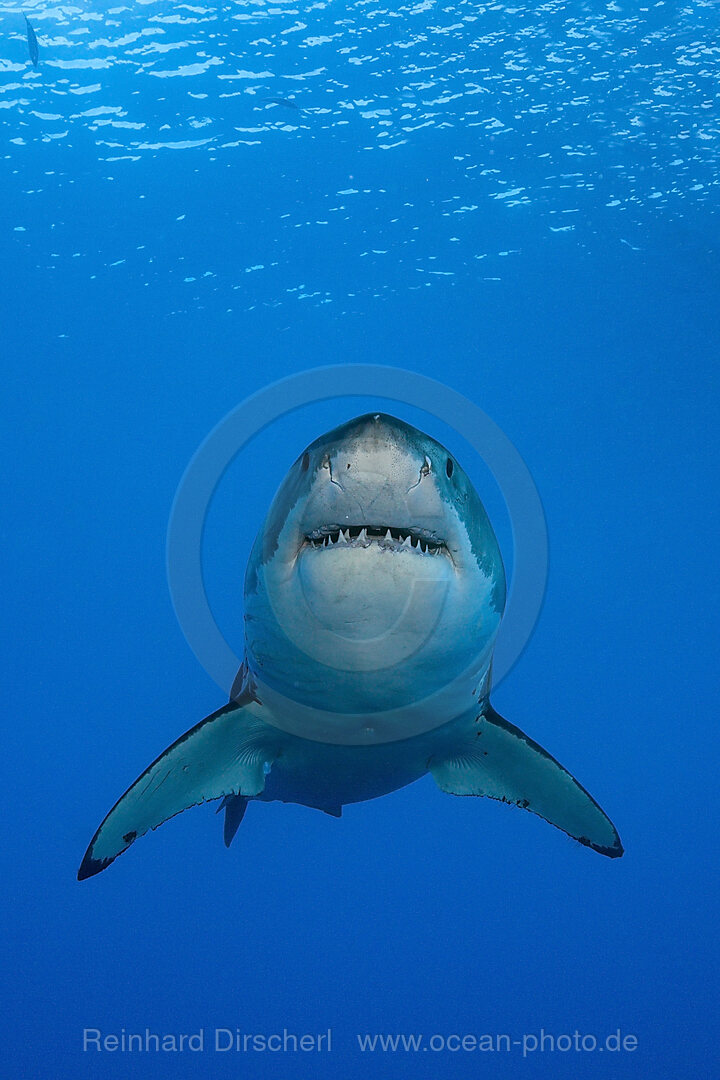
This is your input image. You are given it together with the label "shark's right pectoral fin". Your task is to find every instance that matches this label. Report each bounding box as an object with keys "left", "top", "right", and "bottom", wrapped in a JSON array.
[
  {"left": 429, "top": 705, "right": 623, "bottom": 858},
  {"left": 78, "top": 698, "right": 280, "bottom": 880}
]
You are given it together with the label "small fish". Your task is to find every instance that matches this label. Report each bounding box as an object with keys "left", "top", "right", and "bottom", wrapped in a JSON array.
[
  {"left": 259, "top": 96, "right": 301, "bottom": 112},
  {"left": 24, "top": 14, "right": 39, "bottom": 69}
]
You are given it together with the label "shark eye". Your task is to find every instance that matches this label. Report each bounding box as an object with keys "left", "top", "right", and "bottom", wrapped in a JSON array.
[
  {"left": 446, "top": 457, "right": 454, "bottom": 478},
  {"left": 301, "top": 452, "right": 310, "bottom": 472}
]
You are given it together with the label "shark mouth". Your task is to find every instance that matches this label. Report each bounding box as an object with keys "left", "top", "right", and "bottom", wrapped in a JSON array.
[{"left": 304, "top": 525, "right": 446, "bottom": 555}]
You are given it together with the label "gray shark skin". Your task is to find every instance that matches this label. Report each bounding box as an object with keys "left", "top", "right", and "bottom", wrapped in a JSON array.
[{"left": 78, "top": 414, "right": 622, "bottom": 879}]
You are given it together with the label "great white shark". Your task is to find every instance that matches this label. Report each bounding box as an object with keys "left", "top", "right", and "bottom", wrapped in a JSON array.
[{"left": 78, "top": 413, "right": 622, "bottom": 879}]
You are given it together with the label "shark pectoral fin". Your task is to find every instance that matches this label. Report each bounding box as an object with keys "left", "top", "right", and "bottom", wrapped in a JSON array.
[
  {"left": 78, "top": 699, "right": 279, "bottom": 880},
  {"left": 429, "top": 706, "right": 623, "bottom": 858}
]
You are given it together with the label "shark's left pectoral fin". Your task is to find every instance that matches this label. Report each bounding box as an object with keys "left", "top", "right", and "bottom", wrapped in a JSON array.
[
  {"left": 78, "top": 697, "right": 279, "bottom": 880},
  {"left": 430, "top": 706, "right": 623, "bottom": 858}
]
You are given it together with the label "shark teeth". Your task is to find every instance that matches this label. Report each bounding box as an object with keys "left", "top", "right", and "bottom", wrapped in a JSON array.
[{"left": 306, "top": 526, "right": 445, "bottom": 555}]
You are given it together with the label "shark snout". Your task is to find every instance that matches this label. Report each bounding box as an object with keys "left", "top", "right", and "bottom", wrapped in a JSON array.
[
  {"left": 312, "top": 413, "right": 428, "bottom": 473},
  {"left": 300, "top": 413, "right": 449, "bottom": 535}
]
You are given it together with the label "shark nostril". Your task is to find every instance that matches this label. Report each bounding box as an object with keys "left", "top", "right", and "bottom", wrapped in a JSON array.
[
  {"left": 446, "top": 458, "right": 454, "bottom": 478},
  {"left": 301, "top": 452, "right": 310, "bottom": 472}
]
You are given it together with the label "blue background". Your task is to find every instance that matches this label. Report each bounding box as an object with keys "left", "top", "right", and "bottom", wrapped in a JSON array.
[{"left": 2, "top": 0, "right": 718, "bottom": 1076}]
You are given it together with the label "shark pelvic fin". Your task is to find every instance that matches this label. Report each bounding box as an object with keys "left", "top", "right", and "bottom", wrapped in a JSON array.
[
  {"left": 78, "top": 695, "right": 280, "bottom": 880},
  {"left": 218, "top": 794, "right": 249, "bottom": 848},
  {"left": 429, "top": 705, "right": 623, "bottom": 858}
]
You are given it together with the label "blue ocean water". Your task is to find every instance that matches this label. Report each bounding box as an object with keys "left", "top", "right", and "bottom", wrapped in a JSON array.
[{"left": 3, "top": 0, "right": 718, "bottom": 1076}]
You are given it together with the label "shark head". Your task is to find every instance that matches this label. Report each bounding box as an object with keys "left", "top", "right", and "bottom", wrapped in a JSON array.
[{"left": 244, "top": 413, "right": 506, "bottom": 744}]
